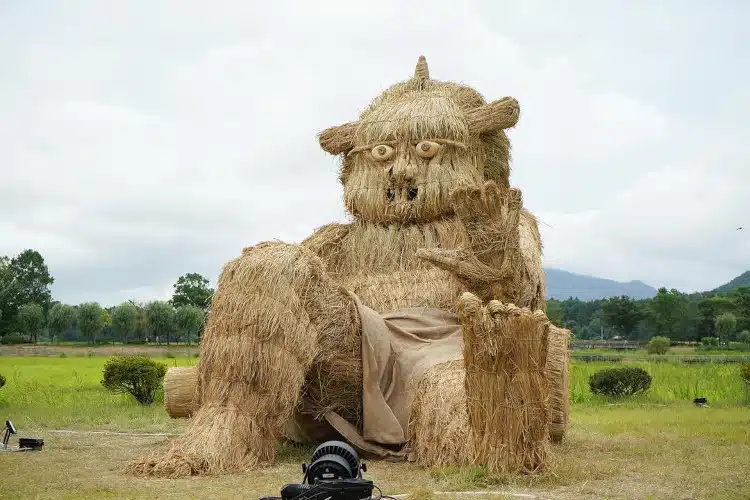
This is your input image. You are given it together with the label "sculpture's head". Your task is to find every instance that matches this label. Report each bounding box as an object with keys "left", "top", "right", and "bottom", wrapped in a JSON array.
[{"left": 319, "top": 56, "right": 519, "bottom": 224}]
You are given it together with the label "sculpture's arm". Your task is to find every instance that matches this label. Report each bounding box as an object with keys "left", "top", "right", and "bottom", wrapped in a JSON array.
[
  {"left": 300, "top": 222, "right": 352, "bottom": 269},
  {"left": 416, "top": 182, "right": 545, "bottom": 310}
]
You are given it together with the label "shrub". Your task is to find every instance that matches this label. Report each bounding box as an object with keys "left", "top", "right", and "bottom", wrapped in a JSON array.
[
  {"left": 741, "top": 363, "right": 750, "bottom": 384},
  {"left": 589, "top": 367, "right": 652, "bottom": 397},
  {"left": 0, "top": 333, "right": 28, "bottom": 345},
  {"left": 0, "top": 373, "right": 5, "bottom": 389},
  {"left": 648, "top": 336, "right": 671, "bottom": 355},
  {"left": 101, "top": 355, "right": 168, "bottom": 405},
  {"left": 701, "top": 337, "right": 719, "bottom": 347},
  {"left": 727, "top": 342, "right": 750, "bottom": 352},
  {"left": 738, "top": 331, "right": 750, "bottom": 345}
]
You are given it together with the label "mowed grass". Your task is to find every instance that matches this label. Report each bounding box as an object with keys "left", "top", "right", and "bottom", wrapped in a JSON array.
[{"left": 0, "top": 353, "right": 749, "bottom": 499}]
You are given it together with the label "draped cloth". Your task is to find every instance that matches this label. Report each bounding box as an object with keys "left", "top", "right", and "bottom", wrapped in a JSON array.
[{"left": 325, "top": 292, "right": 464, "bottom": 459}]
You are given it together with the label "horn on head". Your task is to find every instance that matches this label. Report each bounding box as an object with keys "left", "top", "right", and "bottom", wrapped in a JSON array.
[
  {"left": 466, "top": 96, "right": 520, "bottom": 134},
  {"left": 414, "top": 55, "right": 429, "bottom": 81}
]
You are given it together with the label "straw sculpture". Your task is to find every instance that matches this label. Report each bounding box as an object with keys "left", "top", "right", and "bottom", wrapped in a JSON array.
[{"left": 132, "top": 56, "right": 566, "bottom": 478}]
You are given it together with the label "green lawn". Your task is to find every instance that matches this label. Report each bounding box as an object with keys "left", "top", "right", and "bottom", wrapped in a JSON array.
[{"left": 0, "top": 352, "right": 748, "bottom": 499}]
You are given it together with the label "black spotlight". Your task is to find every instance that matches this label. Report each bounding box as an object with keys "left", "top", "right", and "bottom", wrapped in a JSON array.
[
  {"left": 260, "top": 440, "right": 374, "bottom": 500},
  {"left": 1, "top": 420, "right": 44, "bottom": 452},
  {"left": 2, "top": 420, "right": 15, "bottom": 449}
]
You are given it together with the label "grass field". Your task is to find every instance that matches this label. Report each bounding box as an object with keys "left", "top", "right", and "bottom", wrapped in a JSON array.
[{"left": 0, "top": 349, "right": 749, "bottom": 499}]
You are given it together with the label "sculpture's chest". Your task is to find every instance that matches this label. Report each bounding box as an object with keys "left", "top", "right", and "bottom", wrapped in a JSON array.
[{"left": 327, "top": 220, "right": 468, "bottom": 312}]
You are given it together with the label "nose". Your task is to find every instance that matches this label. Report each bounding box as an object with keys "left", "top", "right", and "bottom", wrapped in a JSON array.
[
  {"left": 387, "top": 154, "right": 416, "bottom": 185},
  {"left": 387, "top": 154, "right": 419, "bottom": 202}
]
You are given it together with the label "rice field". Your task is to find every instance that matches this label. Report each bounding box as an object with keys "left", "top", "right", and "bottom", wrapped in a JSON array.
[{"left": 0, "top": 351, "right": 748, "bottom": 499}]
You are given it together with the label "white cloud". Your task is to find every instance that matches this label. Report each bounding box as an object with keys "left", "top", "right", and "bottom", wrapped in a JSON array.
[{"left": 0, "top": 0, "right": 748, "bottom": 306}]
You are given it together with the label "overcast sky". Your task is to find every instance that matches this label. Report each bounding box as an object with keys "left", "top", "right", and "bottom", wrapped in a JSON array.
[{"left": 1, "top": 1, "right": 748, "bottom": 306}]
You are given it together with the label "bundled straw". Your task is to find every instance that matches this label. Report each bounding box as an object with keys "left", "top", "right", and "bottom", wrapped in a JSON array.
[
  {"left": 408, "top": 360, "right": 473, "bottom": 467},
  {"left": 163, "top": 367, "right": 198, "bottom": 419},
  {"left": 459, "top": 293, "right": 551, "bottom": 474},
  {"left": 128, "top": 242, "right": 360, "bottom": 477},
  {"left": 546, "top": 325, "right": 571, "bottom": 443}
]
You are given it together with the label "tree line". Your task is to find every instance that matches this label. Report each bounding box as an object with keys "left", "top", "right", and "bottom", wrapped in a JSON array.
[
  {"left": 547, "top": 286, "right": 750, "bottom": 342},
  {"left": 0, "top": 249, "right": 213, "bottom": 345},
  {"left": 2, "top": 247, "right": 748, "bottom": 345}
]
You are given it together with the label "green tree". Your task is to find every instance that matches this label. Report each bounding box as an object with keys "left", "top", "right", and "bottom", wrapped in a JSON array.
[
  {"left": 171, "top": 273, "right": 214, "bottom": 311},
  {"left": 78, "top": 302, "right": 104, "bottom": 344},
  {"left": 48, "top": 304, "right": 76, "bottom": 341},
  {"left": 18, "top": 303, "right": 45, "bottom": 343},
  {"left": 697, "top": 295, "right": 736, "bottom": 337},
  {"left": 174, "top": 305, "right": 205, "bottom": 346},
  {"left": 111, "top": 303, "right": 139, "bottom": 343},
  {"left": 647, "top": 288, "right": 687, "bottom": 339},
  {"left": 545, "top": 300, "right": 564, "bottom": 326},
  {"left": 647, "top": 335, "right": 671, "bottom": 355},
  {"left": 732, "top": 287, "right": 750, "bottom": 331},
  {"left": 715, "top": 312, "right": 738, "bottom": 340},
  {"left": 0, "top": 256, "right": 19, "bottom": 334},
  {"left": 601, "top": 296, "right": 644, "bottom": 339},
  {"left": 9, "top": 249, "right": 54, "bottom": 310},
  {"left": 145, "top": 301, "right": 175, "bottom": 345}
]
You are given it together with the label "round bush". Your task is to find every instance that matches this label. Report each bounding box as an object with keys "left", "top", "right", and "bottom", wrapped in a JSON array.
[
  {"left": 589, "top": 367, "right": 652, "bottom": 397},
  {"left": 647, "top": 336, "right": 671, "bottom": 355},
  {"left": 101, "top": 355, "right": 168, "bottom": 405},
  {"left": 701, "top": 336, "right": 719, "bottom": 347}
]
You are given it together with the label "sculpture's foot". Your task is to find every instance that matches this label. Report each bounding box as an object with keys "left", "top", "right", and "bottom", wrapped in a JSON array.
[
  {"left": 458, "top": 292, "right": 552, "bottom": 474},
  {"left": 126, "top": 403, "right": 275, "bottom": 477}
]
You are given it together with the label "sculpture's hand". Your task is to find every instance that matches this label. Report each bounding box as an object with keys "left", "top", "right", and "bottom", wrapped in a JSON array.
[{"left": 415, "top": 181, "right": 522, "bottom": 301}]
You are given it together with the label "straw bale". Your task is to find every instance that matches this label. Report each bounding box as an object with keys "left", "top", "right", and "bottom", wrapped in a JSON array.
[
  {"left": 164, "top": 367, "right": 198, "bottom": 419},
  {"left": 547, "top": 325, "right": 570, "bottom": 443},
  {"left": 459, "top": 293, "right": 551, "bottom": 474}
]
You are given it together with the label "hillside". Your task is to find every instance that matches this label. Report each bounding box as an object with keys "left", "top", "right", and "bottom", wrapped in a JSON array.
[
  {"left": 544, "top": 268, "right": 657, "bottom": 301},
  {"left": 712, "top": 270, "right": 750, "bottom": 293}
]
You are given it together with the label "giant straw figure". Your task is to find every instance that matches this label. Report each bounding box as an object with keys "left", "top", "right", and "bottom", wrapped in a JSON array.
[{"left": 131, "top": 56, "right": 569, "bottom": 477}]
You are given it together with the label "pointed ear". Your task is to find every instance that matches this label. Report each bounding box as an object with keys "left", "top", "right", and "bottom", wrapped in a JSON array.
[
  {"left": 318, "top": 121, "right": 359, "bottom": 155},
  {"left": 466, "top": 97, "right": 520, "bottom": 135}
]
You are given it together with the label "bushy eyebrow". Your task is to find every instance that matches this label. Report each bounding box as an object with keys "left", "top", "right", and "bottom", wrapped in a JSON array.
[{"left": 346, "top": 139, "right": 467, "bottom": 157}]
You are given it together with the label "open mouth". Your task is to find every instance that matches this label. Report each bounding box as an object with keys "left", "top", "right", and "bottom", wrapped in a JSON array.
[{"left": 387, "top": 186, "right": 419, "bottom": 202}]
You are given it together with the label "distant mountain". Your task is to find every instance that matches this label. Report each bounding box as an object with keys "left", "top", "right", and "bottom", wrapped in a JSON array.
[
  {"left": 712, "top": 270, "right": 750, "bottom": 294},
  {"left": 544, "top": 268, "right": 658, "bottom": 301}
]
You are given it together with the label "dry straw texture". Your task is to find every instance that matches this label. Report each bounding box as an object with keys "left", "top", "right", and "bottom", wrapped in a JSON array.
[
  {"left": 459, "top": 293, "right": 551, "bottom": 474},
  {"left": 163, "top": 367, "right": 198, "bottom": 419},
  {"left": 128, "top": 243, "right": 360, "bottom": 477},
  {"left": 547, "top": 325, "right": 571, "bottom": 443},
  {"left": 408, "top": 360, "right": 473, "bottom": 467},
  {"left": 131, "top": 56, "right": 558, "bottom": 477}
]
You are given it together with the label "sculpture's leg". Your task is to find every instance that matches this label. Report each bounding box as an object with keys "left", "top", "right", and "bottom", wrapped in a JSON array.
[
  {"left": 458, "top": 292, "right": 552, "bottom": 474},
  {"left": 127, "top": 242, "right": 357, "bottom": 477},
  {"left": 408, "top": 360, "right": 473, "bottom": 467}
]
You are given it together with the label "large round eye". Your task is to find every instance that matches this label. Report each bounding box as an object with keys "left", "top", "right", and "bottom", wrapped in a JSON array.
[
  {"left": 371, "top": 144, "right": 395, "bottom": 161},
  {"left": 415, "top": 140, "right": 440, "bottom": 159}
]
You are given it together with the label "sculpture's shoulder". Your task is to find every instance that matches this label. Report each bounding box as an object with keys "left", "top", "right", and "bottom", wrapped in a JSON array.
[{"left": 301, "top": 222, "right": 352, "bottom": 261}]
